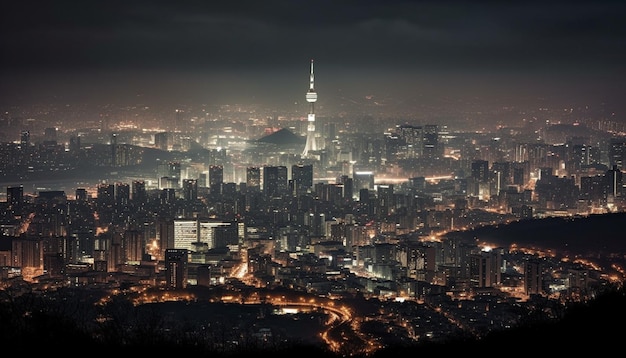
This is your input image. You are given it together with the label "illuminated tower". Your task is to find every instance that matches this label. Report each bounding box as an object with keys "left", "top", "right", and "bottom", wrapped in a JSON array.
[{"left": 302, "top": 59, "right": 317, "bottom": 157}]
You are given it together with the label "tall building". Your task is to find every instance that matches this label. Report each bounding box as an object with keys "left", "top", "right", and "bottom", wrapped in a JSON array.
[
  {"left": 470, "top": 249, "right": 503, "bottom": 288},
  {"left": 158, "top": 161, "right": 181, "bottom": 189},
  {"left": 182, "top": 179, "right": 198, "bottom": 201},
  {"left": 397, "top": 124, "right": 423, "bottom": 159},
  {"left": 97, "top": 183, "right": 115, "bottom": 208},
  {"left": 609, "top": 138, "right": 626, "bottom": 170},
  {"left": 338, "top": 175, "right": 354, "bottom": 200},
  {"left": 11, "top": 237, "right": 44, "bottom": 275},
  {"left": 111, "top": 132, "right": 118, "bottom": 167},
  {"left": 302, "top": 59, "right": 318, "bottom": 158},
  {"left": 173, "top": 220, "right": 199, "bottom": 252},
  {"left": 291, "top": 163, "right": 313, "bottom": 196},
  {"left": 157, "top": 218, "right": 175, "bottom": 259},
  {"left": 123, "top": 229, "right": 144, "bottom": 263},
  {"left": 491, "top": 161, "right": 511, "bottom": 193},
  {"left": 377, "top": 184, "right": 395, "bottom": 217},
  {"left": 154, "top": 132, "right": 169, "bottom": 151},
  {"left": 263, "top": 165, "right": 288, "bottom": 198},
  {"left": 165, "top": 248, "right": 188, "bottom": 289},
  {"left": 605, "top": 165, "right": 623, "bottom": 198},
  {"left": 75, "top": 188, "right": 88, "bottom": 202},
  {"left": 97, "top": 183, "right": 115, "bottom": 225},
  {"left": 132, "top": 180, "right": 146, "bottom": 203},
  {"left": 246, "top": 166, "right": 261, "bottom": 192},
  {"left": 20, "top": 130, "right": 30, "bottom": 150},
  {"left": 208, "top": 164, "right": 224, "bottom": 195},
  {"left": 470, "top": 159, "right": 490, "bottom": 198},
  {"left": 423, "top": 124, "right": 440, "bottom": 160},
  {"left": 7, "top": 185, "right": 24, "bottom": 218},
  {"left": 524, "top": 259, "right": 543, "bottom": 295},
  {"left": 353, "top": 170, "right": 375, "bottom": 194},
  {"left": 115, "top": 182, "right": 130, "bottom": 206}
]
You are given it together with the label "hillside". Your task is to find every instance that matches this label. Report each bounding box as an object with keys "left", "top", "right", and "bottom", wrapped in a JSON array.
[{"left": 446, "top": 212, "right": 626, "bottom": 257}]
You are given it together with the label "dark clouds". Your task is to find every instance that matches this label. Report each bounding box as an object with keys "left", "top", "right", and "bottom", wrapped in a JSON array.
[
  {"left": 1, "top": 1, "right": 626, "bottom": 112},
  {"left": 3, "top": 0, "right": 626, "bottom": 73}
]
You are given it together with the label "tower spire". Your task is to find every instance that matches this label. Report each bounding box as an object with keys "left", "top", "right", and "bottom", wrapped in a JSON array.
[
  {"left": 309, "top": 59, "right": 315, "bottom": 92},
  {"left": 303, "top": 59, "right": 318, "bottom": 158}
]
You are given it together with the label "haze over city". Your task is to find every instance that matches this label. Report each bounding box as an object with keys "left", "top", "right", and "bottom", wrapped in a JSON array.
[{"left": 2, "top": 0, "right": 626, "bottom": 120}]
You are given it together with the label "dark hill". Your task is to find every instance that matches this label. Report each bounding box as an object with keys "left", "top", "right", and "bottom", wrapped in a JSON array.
[
  {"left": 445, "top": 212, "right": 626, "bottom": 257},
  {"left": 3, "top": 287, "right": 624, "bottom": 356},
  {"left": 257, "top": 128, "right": 305, "bottom": 146},
  {"left": 370, "top": 287, "right": 626, "bottom": 356}
]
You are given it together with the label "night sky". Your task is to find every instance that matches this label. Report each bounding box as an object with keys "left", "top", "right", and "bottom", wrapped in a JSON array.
[{"left": 2, "top": 0, "right": 626, "bottom": 118}]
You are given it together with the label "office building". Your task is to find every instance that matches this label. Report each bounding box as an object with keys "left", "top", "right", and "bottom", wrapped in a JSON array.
[{"left": 165, "top": 248, "right": 188, "bottom": 289}]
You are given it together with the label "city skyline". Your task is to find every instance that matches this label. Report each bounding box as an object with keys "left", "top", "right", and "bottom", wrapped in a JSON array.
[
  {"left": 1, "top": 1, "right": 626, "bottom": 120},
  {"left": 3, "top": 1, "right": 626, "bottom": 355}
]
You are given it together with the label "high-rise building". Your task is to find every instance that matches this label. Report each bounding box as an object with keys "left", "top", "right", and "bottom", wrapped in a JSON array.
[
  {"left": 338, "top": 175, "right": 354, "bottom": 200},
  {"left": 470, "top": 249, "right": 503, "bottom": 288},
  {"left": 160, "top": 188, "right": 176, "bottom": 204},
  {"left": 246, "top": 166, "right": 261, "bottom": 192},
  {"left": 157, "top": 218, "right": 175, "bottom": 259},
  {"left": 605, "top": 165, "right": 623, "bottom": 198},
  {"left": 97, "top": 183, "right": 115, "bottom": 208},
  {"left": 154, "top": 132, "right": 169, "bottom": 151},
  {"left": 198, "top": 173, "right": 207, "bottom": 188},
  {"left": 302, "top": 59, "right": 318, "bottom": 158},
  {"left": 20, "top": 130, "right": 30, "bottom": 150},
  {"left": 570, "top": 144, "right": 593, "bottom": 170},
  {"left": 423, "top": 124, "right": 440, "bottom": 160},
  {"left": 7, "top": 185, "right": 23, "bottom": 218},
  {"left": 491, "top": 161, "right": 511, "bottom": 193},
  {"left": 115, "top": 182, "right": 130, "bottom": 206},
  {"left": 353, "top": 170, "right": 375, "bottom": 194},
  {"left": 524, "top": 259, "right": 543, "bottom": 295},
  {"left": 609, "top": 138, "right": 626, "bottom": 170},
  {"left": 173, "top": 220, "right": 198, "bottom": 252},
  {"left": 397, "top": 124, "right": 424, "bottom": 159},
  {"left": 158, "top": 161, "right": 181, "bottom": 189},
  {"left": 75, "top": 188, "right": 88, "bottom": 202},
  {"left": 209, "top": 164, "right": 224, "bottom": 195},
  {"left": 97, "top": 183, "right": 115, "bottom": 224},
  {"left": 470, "top": 159, "right": 490, "bottom": 198},
  {"left": 377, "top": 184, "right": 395, "bottom": 217},
  {"left": 123, "top": 229, "right": 144, "bottom": 263},
  {"left": 132, "top": 180, "right": 146, "bottom": 203},
  {"left": 165, "top": 248, "right": 188, "bottom": 289},
  {"left": 182, "top": 179, "right": 198, "bottom": 201},
  {"left": 11, "top": 237, "right": 44, "bottom": 275},
  {"left": 263, "top": 165, "right": 288, "bottom": 198},
  {"left": 291, "top": 163, "right": 313, "bottom": 196},
  {"left": 111, "top": 132, "right": 118, "bottom": 167}
]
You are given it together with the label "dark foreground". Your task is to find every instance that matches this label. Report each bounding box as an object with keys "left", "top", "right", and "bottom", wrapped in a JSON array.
[{"left": 1, "top": 285, "right": 624, "bottom": 356}]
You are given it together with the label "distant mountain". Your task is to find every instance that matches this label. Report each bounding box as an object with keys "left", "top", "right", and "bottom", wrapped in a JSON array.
[{"left": 256, "top": 128, "right": 305, "bottom": 146}]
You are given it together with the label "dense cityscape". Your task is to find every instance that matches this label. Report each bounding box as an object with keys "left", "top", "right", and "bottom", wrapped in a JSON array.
[{"left": 1, "top": 57, "right": 625, "bottom": 355}]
